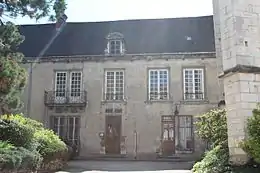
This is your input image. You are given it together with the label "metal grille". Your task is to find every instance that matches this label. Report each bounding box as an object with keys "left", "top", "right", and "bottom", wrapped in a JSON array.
[
  {"left": 149, "top": 69, "right": 169, "bottom": 100},
  {"left": 178, "top": 116, "right": 193, "bottom": 151},
  {"left": 183, "top": 68, "right": 204, "bottom": 100},
  {"left": 105, "top": 70, "right": 124, "bottom": 100}
]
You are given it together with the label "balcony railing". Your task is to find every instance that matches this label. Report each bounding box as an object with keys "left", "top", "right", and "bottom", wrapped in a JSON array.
[
  {"left": 184, "top": 92, "right": 204, "bottom": 100},
  {"left": 44, "top": 90, "right": 87, "bottom": 106},
  {"left": 105, "top": 93, "right": 124, "bottom": 101},
  {"left": 149, "top": 92, "right": 168, "bottom": 100}
]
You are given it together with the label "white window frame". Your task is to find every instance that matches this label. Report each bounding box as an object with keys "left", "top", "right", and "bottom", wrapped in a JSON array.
[
  {"left": 108, "top": 40, "right": 123, "bottom": 55},
  {"left": 183, "top": 68, "right": 205, "bottom": 100},
  {"left": 51, "top": 116, "right": 80, "bottom": 145},
  {"left": 54, "top": 71, "right": 68, "bottom": 103},
  {"left": 148, "top": 69, "right": 169, "bottom": 100},
  {"left": 54, "top": 71, "right": 83, "bottom": 103},
  {"left": 104, "top": 70, "right": 124, "bottom": 100},
  {"left": 69, "top": 71, "right": 83, "bottom": 102}
]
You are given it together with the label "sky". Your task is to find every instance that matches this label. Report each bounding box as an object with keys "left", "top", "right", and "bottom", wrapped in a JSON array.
[{"left": 5, "top": 0, "right": 213, "bottom": 24}]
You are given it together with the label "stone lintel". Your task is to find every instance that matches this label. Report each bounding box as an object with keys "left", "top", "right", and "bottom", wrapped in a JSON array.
[{"left": 219, "top": 65, "right": 260, "bottom": 79}]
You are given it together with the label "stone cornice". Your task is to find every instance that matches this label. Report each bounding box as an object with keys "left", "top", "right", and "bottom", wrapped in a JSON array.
[
  {"left": 219, "top": 65, "right": 260, "bottom": 78},
  {"left": 22, "top": 52, "right": 216, "bottom": 64}
]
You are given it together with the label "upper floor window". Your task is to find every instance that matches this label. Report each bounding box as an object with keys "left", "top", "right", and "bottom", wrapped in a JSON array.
[
  {"left": 183, "top": 68, "right": 204, "bottom": 100},
  {"left": 54, "top": 71, "right": 82, "bottom": 102},
  {"left": 104, "top": 70, "right": 124, "bottom": 101},
  {"left": 148, "top": 69, "right": 169, "bottom": 100},
  {"left": 105, "top": 32, "right": 126, "bottom": 56}
]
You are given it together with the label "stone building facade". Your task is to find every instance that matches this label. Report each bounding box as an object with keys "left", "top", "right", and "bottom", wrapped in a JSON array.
[
  {"left": 213, "top": 0, "right": 260, "bottom": 165},
  {"left": 18, "top": 16, "right": 223, "bottom": 160}
]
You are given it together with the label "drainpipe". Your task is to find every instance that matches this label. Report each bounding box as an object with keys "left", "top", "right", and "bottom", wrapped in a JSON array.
[
  {"left": 26, "top": 63, "right": 33, "bottom": 117},
  {"left": 134, "top": 130, "right": 138, "bottom": 159}
]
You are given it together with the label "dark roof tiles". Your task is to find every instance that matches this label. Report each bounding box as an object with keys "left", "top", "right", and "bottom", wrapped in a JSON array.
[{"left": 18, "top": 15, "right": 215, "bottom": 57}]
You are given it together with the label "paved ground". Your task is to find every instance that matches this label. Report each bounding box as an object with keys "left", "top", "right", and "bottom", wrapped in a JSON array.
[{"left": 57, "top": 160, "right": 192, "bottom": 173}]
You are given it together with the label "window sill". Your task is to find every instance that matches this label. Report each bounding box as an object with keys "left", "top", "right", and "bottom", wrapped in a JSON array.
[
  {"left": 101, "top": 99, "right": 127, "bottom": 104},
  {"left": 180, "top": 99, "right": 209, "bottom": 105},
  {"left": 175, "top": 150, "right": 194, "bottom": 154},
  {"left": 145, "top": 100, "right": 172, "bottom": 104}
]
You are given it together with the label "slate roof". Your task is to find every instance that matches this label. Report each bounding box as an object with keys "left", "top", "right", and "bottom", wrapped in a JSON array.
[{"left": 18, "top": 15, "right": 216, "bottom": 58}]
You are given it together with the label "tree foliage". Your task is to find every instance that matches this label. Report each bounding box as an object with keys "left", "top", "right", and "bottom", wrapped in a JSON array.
[
  {"left": 0, "top": 0, "right": 66, "bottom": 114},
  {"left": 0, "top": 0, "right": 66, "bottom": 21},
  {"left": 240, "top": 104, "right": 260, "bottom": 164},
  {"left": 195, "top": 108, "right": 228, "bottom": 147}
]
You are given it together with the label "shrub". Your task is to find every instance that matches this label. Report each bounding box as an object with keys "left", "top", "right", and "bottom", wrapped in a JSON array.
[
  {"left": 240, "top": 104, "right": 260, "bottom": 164},
  {"left": 195, "top": 109, "right": 227, "bottom": 147},
  {"left": 0, "top": 114, "right": 68, "bottom": 171},
  {"left": 34, "top": 128, "right": 68, "bottom": 159},
  {"left": 0, "top": 141, "right": 42, "bottom": 170},
  {"left": 192, "top": 145, "right": 230, "bottom": 173},
  {"left": 1, "top": 114, "right": 43, "bottom": 130},
  {"left": 0, "top": 119, "right": 35, "bottom": 150}
]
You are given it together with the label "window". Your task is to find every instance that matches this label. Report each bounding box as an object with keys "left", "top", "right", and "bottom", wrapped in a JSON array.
[
  {"left": 105, "top": 32, "right": 125, "bottom": 56},
  {"left": 70, "top": 72, "right": 82, "bottom": 97},
  {"left": 54, "top": 71, "right": 82, "bottom": 103},
  {"left": 148, "top": 69, "right": 169, "bottom": 100},
  {"left": 183, "top": 68, "right": 204, "bottom": 100},
  {"left": 178, "top": 116, "right": 193, "bottom": 151},
  {"left": 50, "top": 116, "right": 80, "bottom": 146},
  {"left": 161, "top": 115, "right": 174, "bottom": 141},
  {"left": 109, "top": 40, "right": 122, "bottom": 55},
  {"left": 105, "top": 70, "right": 124, "bottom": 100},
  {"left": 55, "top": 72, "right": 67, "bottom": 98}
]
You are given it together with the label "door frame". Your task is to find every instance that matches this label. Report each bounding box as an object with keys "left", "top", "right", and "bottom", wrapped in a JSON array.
[
  {"left": 105, "top": 115, "right": 122, "bottom": 154},
  {"left": 161, "top": 115, "right": 176, "bottom": 155}
]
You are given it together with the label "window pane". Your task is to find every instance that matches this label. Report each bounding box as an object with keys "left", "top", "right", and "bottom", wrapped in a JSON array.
[
  {"left": 105, "top": 70, "right": 124, "bottom": 100},
  {"left": 70, "top": 72, "right": 82, "bottom": 97},
  {"left": 149, "top": 69, "right": 168, "bottom": 100},
  {"left": 110, "top": 40, "right": 122, "bottom": 55},
  {"left": 183, "top": 69, "right": 204, "bottom": 100},
  {"left": 55, "top": 72, "right": 67, "bottom": 97}
]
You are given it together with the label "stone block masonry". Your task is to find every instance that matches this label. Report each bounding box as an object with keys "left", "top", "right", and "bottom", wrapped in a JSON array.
[{"left": 213, "top": 0, "right": 260, "bottom": 165}]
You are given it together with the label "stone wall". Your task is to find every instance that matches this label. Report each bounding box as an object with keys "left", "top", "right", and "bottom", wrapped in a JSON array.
[
  {"left": 213, "top": 0, "right": 260, "bottom": 165},
  {"left": 22, "top": 54, "right": 221, "bottom": 159}
]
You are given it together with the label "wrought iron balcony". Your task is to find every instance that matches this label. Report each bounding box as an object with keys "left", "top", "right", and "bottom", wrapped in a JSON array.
[
  {"left": 149, "top": 92, "right": 168, "bottom": 100},
  {"left": 44, "top": 90, "right": 87, "bottom": 106},
  {"left": 184, "top": 92, "right": 204, "bottom": 100}
]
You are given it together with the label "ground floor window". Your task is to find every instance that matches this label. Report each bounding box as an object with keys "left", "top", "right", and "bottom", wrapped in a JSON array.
[
  {"left": 50, "top": 116, "right": 80, "bottom": 147},
  {"left": 178, "top": 115, "right": 193, "bottom": 151}
]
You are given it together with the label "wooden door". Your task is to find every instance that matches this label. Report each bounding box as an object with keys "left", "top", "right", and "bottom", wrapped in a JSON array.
[
  {"left": 105, "top": 115, "right": 121, "bottom": 154},
  {"left": 161, "top": 115, "right": 175, "bottom": 156}
]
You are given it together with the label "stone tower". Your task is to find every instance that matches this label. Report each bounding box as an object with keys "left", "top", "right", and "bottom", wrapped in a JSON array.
[{"left": 213, "top": 0, "right": 260, "bottom": 165}]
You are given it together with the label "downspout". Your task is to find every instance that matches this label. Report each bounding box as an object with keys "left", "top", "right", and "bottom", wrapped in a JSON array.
[{"left": 26, "top": 63, "right": 33, "bottom": 117}]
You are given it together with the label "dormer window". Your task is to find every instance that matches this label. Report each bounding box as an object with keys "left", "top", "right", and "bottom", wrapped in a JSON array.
[{"left": 105, "top": 32, "right": 126, "bottom": 56}]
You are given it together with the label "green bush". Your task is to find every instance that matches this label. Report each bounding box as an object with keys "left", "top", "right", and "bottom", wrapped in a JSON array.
[
  {"left": 0, "top": 119, "right": 35, "bottom": 150},
  {"left": 34, "top": 128, "right": 68, "bottom": 159},
  {"left": 0, "top": 141, "right": 42, "bottom": 170},
  {"left": 192, "top": 145, "right": 230, "bottom": 173},
  {"left": 195, "top": 109, "right": 227, "bottom": 147},
  {"left": 240, "top": 104, "right": 260, "bottom": 164},
  {"left": 192, "top": 109, "right": 230, "bottom": 173},
  {"left": 0, "top": 114, "right": 68, "bottom": 171},
  {"left": 1, "top": 114, "right": 43, "bottom": 130}
]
